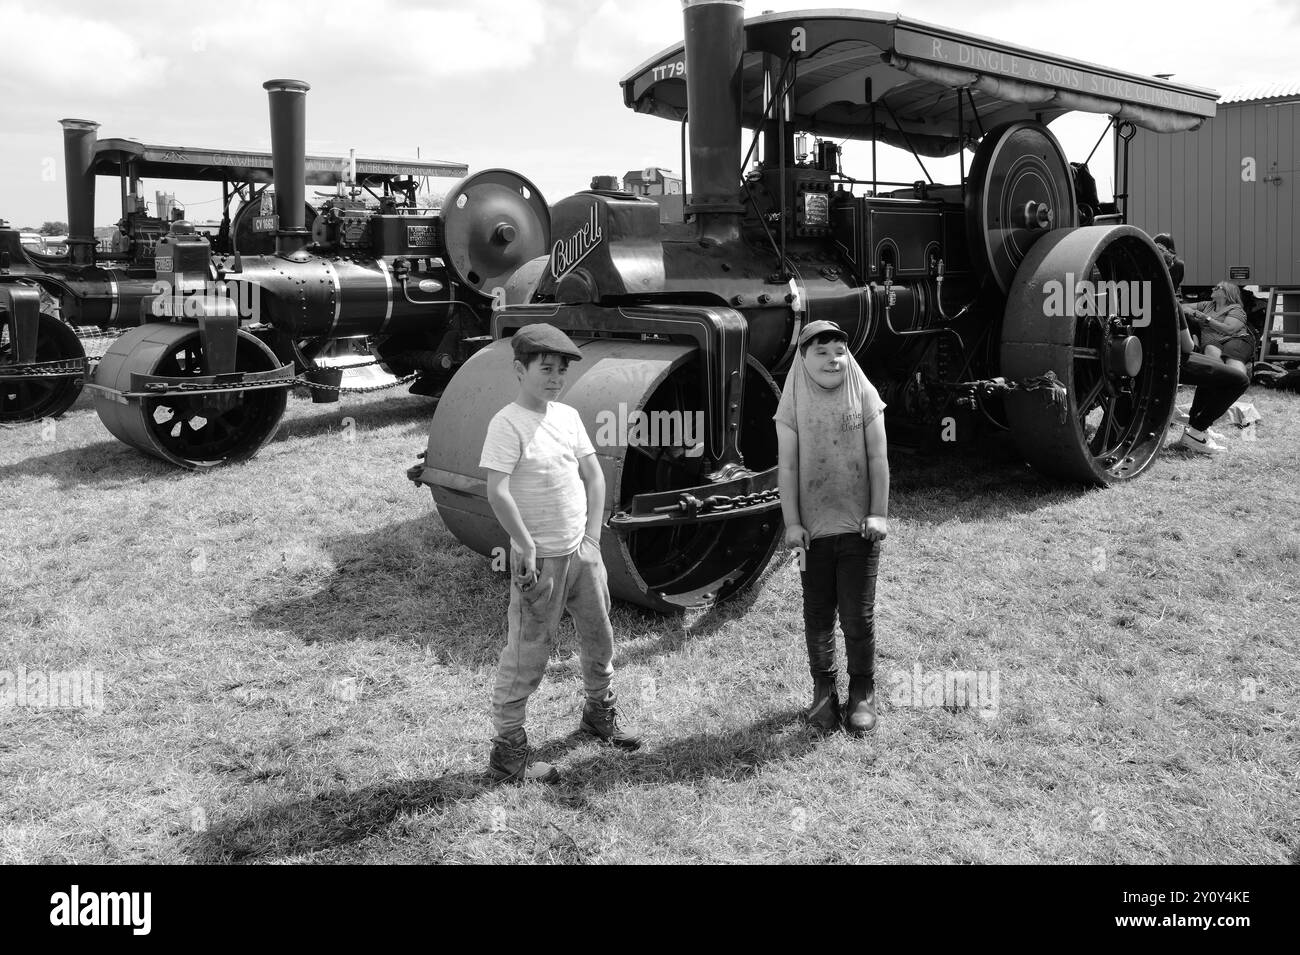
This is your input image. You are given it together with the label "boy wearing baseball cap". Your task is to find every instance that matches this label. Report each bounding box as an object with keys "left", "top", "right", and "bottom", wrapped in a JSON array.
[
  {"left": 478, "top": 323, "right": 640, "bottom": 783},
  {"left": 774, "top": 320, "right": 890, "bottom": 736}
]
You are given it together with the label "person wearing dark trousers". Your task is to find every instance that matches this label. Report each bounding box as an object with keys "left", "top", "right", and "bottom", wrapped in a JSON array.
[
  {"left": 1175, "top": 308, "right": 1250, "bottom": 454},
  {"left": 775, "top": 320, "right": 890, "bottom": 737}
]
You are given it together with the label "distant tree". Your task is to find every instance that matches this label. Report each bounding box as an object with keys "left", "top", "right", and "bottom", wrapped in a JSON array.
[{"left": 39, "top": 221, "right": 68, "bottom": 235}]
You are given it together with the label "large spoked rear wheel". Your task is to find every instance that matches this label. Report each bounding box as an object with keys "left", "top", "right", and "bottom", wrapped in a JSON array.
[{"left": 1001, "top": 225, "right": 1180, "bottom": 484}]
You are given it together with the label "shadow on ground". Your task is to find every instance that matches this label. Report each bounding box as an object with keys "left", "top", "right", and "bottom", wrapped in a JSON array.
[
  {"left": 890, "top": 434, "right": 1091, "bottom": 524},
  {"left": 0, "top": 435, "right": 178, "bottom": 487},
  {"left": 187, "top": 709, "right": 812, "bottom": 863},
  {"left": 0, "top": 393, "right": 435, "bottom": 488},
  {"left": 249, "top": 513, "right": 510, "bottom": 661}
]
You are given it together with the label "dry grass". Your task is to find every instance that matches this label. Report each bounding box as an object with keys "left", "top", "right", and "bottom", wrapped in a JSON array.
[{"left": 0, "top": 379, "right": 1296, "bottom": 864}]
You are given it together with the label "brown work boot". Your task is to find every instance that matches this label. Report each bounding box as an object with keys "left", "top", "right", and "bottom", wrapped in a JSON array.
[
  {"left": 844, "top": 676, "right": 877, "bottom": 736},
  {"left": 805, "top": 677, "right": 841, "bottom": 733},
  {"left": 488, "top": 728, "right": 559, "bottom": 783},
  {"left": 579, "top": 696, "right": 642, "bottom": 750}
]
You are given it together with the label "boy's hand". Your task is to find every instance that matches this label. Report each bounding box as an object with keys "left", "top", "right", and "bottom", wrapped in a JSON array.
[
  {"left": 784, "top": 524, "right": 809, "bottom": 550},
  {"left": 515, "top": 540, "right": 538, "bottom": 585},
  {"left": 861, "top": 516, "right": 888, "bottom": 542}
]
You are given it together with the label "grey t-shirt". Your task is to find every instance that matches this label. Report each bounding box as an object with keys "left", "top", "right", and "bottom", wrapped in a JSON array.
[
  {"left": 479, "top": 401, "right": 595, "bottom": 557},
  {"left": 774, "top": 377, "right": 886, "bottom": 541}
]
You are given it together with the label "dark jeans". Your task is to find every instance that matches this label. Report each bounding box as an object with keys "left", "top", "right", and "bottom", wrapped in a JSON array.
[
  {"left": 800, "top": 533, "right": 881, "bottom": 683},
  {"left": 1182, "top": 353, "right": 1250, "bottom": 431}
]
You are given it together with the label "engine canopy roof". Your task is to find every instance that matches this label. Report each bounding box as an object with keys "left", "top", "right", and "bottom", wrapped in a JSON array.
[
  {"left": 621, "top": 8, "right": 1218, "bottom": 157},
  {"left": 91, "top": 139, "right": 468, "bottom": 185}
]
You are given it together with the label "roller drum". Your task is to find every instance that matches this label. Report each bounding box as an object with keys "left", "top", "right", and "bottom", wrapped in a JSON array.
[
  {"left": 92, "top": 322, "right": 288, "bottom": 469},
  {"left": 423, "top": 337, "right": 782, "bottom": 612}
]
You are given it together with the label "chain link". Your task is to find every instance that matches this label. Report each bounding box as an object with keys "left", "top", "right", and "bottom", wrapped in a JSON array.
[
  {"left": 295, "top": 371, "right": 419, "bottom": 395},
  {"left": 652, "top": 487, "right": 780, "bottom": 516}
]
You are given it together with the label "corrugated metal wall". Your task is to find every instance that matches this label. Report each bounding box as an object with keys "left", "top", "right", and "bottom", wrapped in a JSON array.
[{"left": 1128, "top": 98, "right": 1300, "bottom": 288}]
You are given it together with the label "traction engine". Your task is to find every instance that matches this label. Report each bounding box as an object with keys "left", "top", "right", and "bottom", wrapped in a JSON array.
[
  {"left": 1, "top": 81, "right": 549, "bottom": 468},
  {"left": 414, "top": 1, "right": 1213, "bottom": 612}
]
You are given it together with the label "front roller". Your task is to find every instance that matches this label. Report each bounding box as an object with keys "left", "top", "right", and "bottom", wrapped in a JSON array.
[
  {"left": 0, "top": 286, "right": 87, "bottom": 422},
  {"left": 90, "top": 322, "right": 292, "bottom": 468},
  {"left": 417, "top": 338, "right": 782, "bottom": 612},
  {"left": 1001, "top": 225, "right": 1181, "bottom": 484}
]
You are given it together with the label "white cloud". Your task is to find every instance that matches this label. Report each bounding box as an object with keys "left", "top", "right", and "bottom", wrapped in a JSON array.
[
  {"left": 571, "top": 1, "right": 682, "bottom": 74},
  {"left": 0, "top": 2, "right": 167, "bottom": 95}
]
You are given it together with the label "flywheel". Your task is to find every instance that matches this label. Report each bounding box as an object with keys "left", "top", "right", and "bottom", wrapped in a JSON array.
[{"left": 966, "top": 121, "right": 1078, "bottom": 294}]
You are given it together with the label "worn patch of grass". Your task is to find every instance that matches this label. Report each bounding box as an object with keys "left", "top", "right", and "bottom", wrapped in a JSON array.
[{"left": 0, "top": 382, "right": 1296, "bottom": 864}]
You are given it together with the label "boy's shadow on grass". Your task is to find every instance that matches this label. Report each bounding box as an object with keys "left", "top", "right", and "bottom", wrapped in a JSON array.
[
  {"left": 187, "top": 709, "right": 813, "bottom": 863},
  {"left": 250, "top": 512, "right": 510, "bottom": 666}
]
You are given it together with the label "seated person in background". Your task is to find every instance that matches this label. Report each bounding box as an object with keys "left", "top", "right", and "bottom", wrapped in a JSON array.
[
  {"left": 1174, "top": 304, "right": 1251, "bottom": 455},
  {"left": 1152, "top": 233, "right": 1184, "bottom": 298},
  {"left": 1182, "top": 281, "right": 1255, "bottom": 375}
]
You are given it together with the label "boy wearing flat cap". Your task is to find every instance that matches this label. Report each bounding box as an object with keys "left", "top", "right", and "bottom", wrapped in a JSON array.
[{"left": 478, "top": 323, "right": 640, "bottom": 783}]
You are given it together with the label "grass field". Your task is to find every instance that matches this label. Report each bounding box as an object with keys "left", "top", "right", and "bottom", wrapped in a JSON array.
[{"left": 1, "top": 377, "right": 1296, "bottom": 864}]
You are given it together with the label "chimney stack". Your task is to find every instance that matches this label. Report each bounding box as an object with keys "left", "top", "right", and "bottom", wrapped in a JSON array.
[
  {"left": 59, "top": 118, "right": 100, "bottom": 266},
  {"left": 681, "top": 0, "right": 746, "bottom": 244},
  {"left": 263, "top": 79, "right": 311, "bottom": 259}
]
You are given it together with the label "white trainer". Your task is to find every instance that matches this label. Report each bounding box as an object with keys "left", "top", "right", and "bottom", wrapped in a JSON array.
[{"left": 1177, "top": 428, "right": 1224, "bottom": 454}]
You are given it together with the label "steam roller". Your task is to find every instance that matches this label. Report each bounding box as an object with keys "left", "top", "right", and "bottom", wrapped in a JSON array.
[
  {"left": 58, "top": 76, "right": 548, "bottom": 469},
  {"left": 410, "top": 0, "right": 1214, "bottom": 612}
]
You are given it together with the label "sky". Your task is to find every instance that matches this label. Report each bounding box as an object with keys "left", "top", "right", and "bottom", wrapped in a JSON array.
[{"left": 1, "top": 0, "right": 1297, "bottom": 229}]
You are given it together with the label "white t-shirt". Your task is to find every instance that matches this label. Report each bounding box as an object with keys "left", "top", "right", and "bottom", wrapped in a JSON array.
[{"left": 479, "top": 401, "right": 595, "bottom": 557}]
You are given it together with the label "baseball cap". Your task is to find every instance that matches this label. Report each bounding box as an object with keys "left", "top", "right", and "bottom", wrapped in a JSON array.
[
  {"left": 797, "top": 319, "right": 849, "bottom": 348},
  {"left": 511, "top": 323, "right": 583, "bottom": 361}
]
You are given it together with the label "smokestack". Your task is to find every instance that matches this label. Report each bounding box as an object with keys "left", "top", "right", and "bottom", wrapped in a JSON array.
[
  {"left": 263, "top": 78, "right": 311, "bottom": 259},
  {"left": 681, "top": 0, "right": 745, "bottom": 244},
  {"left": 59, "top": 118, "right": 100, "bottom": 266}
]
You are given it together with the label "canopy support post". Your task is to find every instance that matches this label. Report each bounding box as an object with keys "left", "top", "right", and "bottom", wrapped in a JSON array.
[
  {"left": 867, "top": 77, "right": 877, "bottom": 196},
  {"left": 957, "top": 89, "right": 965, "bottom": 194},
  {"left": 882, "top": 101, "right": 933, "bottom": 185}
]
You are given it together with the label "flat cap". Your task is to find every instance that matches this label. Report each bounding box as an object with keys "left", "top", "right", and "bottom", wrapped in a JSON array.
[
  {"left": 511, "top": 323, "right": 583, "bottom": 360},
  {"left": 797, "top": 319, "right": 849, "bottom": 347}
]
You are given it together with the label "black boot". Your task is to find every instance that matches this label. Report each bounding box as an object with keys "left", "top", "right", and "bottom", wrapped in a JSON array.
[
  {"left": 805, "top": 677, "right": 840, "bottom": 732},
  {"left": 844, "top": 676, "right": 877, "bottom": 736},
  {"left": 488, "top": 728, "right": 560, "bottom": 783},
  {"left": 579, "top": 695, "right": 642, "bottom": 750}
]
